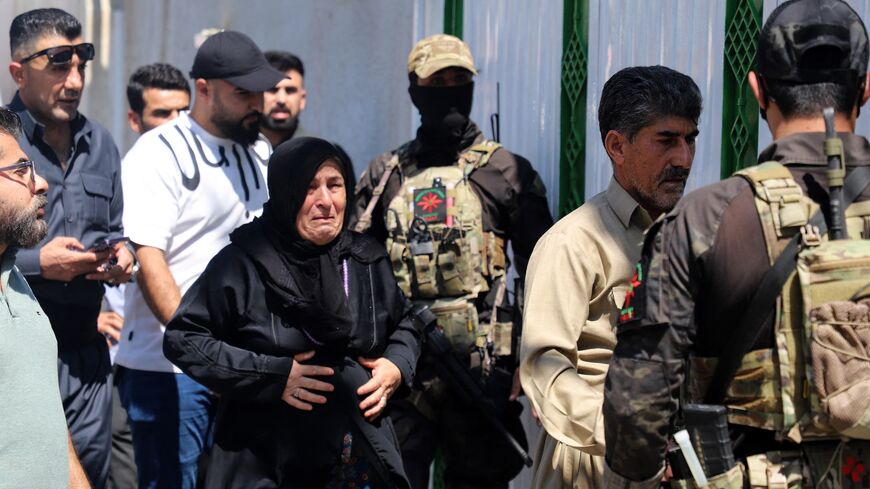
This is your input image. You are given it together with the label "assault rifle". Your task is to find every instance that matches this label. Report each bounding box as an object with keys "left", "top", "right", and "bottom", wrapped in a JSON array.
[
  {"left": 490, "top": 82, "right": 501, "bottom": 143},
  {"left": 823, "top": 107, "right": 847, "bottom": 241},
  {"left": 410, "top": 305, "right": 533, "bottom": 467}
]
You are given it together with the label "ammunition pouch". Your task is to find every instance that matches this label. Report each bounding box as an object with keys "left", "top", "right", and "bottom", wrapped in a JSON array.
[
  {"left": 746, "top": 451, "right": 808, "bottom": 489},
  {"left": 669, "top": 464, "right": 745, "bottom": 489},
  {"left": 688, "top": 351, "right": 783, "bottom": 431},
  {"left": 430, "top": 297, "right": 480, "bottom": 354},
  {"left": 475, "top": 321, "right": 513, "bottom": 357},
  {"left": 385, "top": 140, "right": 505, "bottom": 301},
  {"left": 418, "top": 293, "right": 515, "bottom": 359}
]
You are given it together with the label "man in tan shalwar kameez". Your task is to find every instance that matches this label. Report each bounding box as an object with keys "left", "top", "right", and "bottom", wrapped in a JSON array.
[{"left": 520, "top": 65, "right": 702, "bottom": 489}]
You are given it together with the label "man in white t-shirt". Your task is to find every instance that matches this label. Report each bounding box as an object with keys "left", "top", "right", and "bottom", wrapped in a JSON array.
[{"left": 116, "top": 30, "right": 283, "bottom": 488}]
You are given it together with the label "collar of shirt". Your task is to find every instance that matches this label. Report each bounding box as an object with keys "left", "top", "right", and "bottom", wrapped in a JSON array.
[
  {"left": 758, "top": 131, "right": 870, "bottom": 167},
  {"left": 8, "top": 91, "right": 91, "bottom": 152},
  {"left": 0, "top": 249, "right": 17, "bottom": 292},
  {"left": 606, "top": 176, "right": 652, "bottom": 229}
]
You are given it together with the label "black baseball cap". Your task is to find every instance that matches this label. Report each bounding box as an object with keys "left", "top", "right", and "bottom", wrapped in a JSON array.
[
  {"left": 189, "top": 30, "right": 285, "bottom": 92},
  {"left": 757, "top": 0, "right": 868, "bottom": 84}
]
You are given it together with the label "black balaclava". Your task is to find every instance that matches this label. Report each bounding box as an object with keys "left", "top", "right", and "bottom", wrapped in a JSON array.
[{"left": 409, "top": 81, "right": 475, "bottom": 165}]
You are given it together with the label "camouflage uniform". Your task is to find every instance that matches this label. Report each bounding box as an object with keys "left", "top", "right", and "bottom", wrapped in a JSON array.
[
  {"left": 351, "top": 34, "right": 553, "bottom": 489},
  {"left": 601, "top": 133, "right": 870, "bottom": 488},
  {"left": 602, "top": 2, "right": 870, "bottom": 487},
  {"left": 351, "top": 123, "right": 552, "bottom": 488}
]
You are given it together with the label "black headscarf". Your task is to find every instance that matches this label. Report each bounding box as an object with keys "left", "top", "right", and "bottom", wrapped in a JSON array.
[{"left": 231, "top": 137, "right": 363, "bottom": 349}]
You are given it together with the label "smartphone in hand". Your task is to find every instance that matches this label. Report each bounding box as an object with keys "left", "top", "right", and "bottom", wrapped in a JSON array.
[{"left": 90, "top": 236, "right": 129, "bottom": 253}]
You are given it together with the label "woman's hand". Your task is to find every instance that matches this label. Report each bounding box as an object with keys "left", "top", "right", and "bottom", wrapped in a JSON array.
[
  {"left": 356, "top": 357, "right": 402, "bottom": 420},
  {"left": 281, "top": 351, "right": 335, "bottom": 411}
]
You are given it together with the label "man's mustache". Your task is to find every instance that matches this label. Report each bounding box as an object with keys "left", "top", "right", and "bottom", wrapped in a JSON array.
[
  {"left": 659, "top": 167, "right": 690, "bottom": 183},
  {"left": 33, "top": 195, "right": 47, "bottom": 212}
]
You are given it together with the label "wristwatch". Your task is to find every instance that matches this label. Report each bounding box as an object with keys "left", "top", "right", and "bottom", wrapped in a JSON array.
[{"left": 130, "top": 261, "right": 140, "bottom": 283}]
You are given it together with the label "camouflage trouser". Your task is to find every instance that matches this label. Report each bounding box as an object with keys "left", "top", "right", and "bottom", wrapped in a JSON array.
[{"left": 669, "top": 441, "right": 870, "bottom": 489}]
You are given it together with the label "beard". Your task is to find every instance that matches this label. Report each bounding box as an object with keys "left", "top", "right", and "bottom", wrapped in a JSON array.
[
  {"left": 628, "top": 166, "right": 690, "bottom": 216},
  {"left": 260, "top": 110, "right": 299, "bottom": 134},
  {"left": 0, "top": 195, "right": 48, "bottom": 248},
  {"left": 211, "top": 90, "right": 261, "bottom": 146},
  {"left": 212, "top": 110, "right": 261, "bottom": 146}
]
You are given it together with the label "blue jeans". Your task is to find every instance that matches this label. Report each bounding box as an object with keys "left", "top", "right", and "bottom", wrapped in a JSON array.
[{"left": 118, "top": 367, "right": 215, "bottom": 489}]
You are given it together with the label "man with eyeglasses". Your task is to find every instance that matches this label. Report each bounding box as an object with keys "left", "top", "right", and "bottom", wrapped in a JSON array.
[
  {"left": 7, "top": 8, "right": 133, "bottom": 488},
  {"left": 0, "top": 107, "right": 91, "bottom": 488}
]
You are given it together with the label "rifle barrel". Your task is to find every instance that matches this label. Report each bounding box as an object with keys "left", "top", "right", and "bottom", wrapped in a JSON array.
[{"left": 822, "top": 107, "right": 846, "bottom": 241}]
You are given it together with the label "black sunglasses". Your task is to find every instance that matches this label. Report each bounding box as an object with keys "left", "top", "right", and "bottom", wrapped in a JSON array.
[{"left": 19, "top": 43, "right": 95, "bottom": 66}]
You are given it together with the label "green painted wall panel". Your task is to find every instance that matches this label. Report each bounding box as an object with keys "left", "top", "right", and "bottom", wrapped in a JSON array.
[
  {"left": 559, "top": 0, "right": 589, "bottom": 216},
  {"left": 444, "top": 0, "right": 463, "bottom": 38},
  {"left": 720, "top": 0, "right": 763, "bottom": 178}
]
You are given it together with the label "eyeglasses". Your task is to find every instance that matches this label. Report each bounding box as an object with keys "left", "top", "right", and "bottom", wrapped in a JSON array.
[
  {"left": 18, "top": 43, "right": 95, "bottom": 66},
  {"left": 0, "top": 161, "right": 37, "bottom": 188}
]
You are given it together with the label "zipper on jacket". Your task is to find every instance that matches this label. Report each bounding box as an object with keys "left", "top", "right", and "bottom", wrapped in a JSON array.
[
  {"left": 368, "top": 264, "right": 377, "bottom": 351},
  {"left": 270, "top": 313, "right": 278, "bottom": 345}
]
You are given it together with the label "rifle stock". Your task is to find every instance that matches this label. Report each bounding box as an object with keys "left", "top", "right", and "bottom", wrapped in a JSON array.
[{"left": 411, "top": 305, "right": 533, "bottom": 467}]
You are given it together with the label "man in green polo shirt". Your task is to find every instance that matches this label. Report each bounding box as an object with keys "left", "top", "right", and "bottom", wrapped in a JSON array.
[{"left": 0, "top": 106, "right": 89, "bottom": 488}]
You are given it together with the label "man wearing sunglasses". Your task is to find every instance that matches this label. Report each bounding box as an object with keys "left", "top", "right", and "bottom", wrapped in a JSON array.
[{"left": 6, "top": 8, "right": 133, "bottom": 489}]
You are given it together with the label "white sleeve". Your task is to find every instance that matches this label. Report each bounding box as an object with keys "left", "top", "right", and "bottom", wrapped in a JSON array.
[{"left": 121, "top": 133, "right": 181, "bottom": 252}]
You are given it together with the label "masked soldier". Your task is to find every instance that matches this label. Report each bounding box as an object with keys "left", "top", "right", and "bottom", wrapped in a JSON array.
[
  {"left": 602, "top": 1, "right": 870, "bottom": 488},
  {"left": 351, "top": 34, "right": 554, "bottom": 489}
]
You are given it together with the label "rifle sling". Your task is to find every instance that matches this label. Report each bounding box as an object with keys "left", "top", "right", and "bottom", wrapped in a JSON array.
[{"left": 705, "top": 165, "right": 870, "bottom": 404}]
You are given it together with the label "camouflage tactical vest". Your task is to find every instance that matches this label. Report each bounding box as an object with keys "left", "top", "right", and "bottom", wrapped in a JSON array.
[
  {"left": 384, "top": 141, "right": 511, "bottom": 356},
  {"left": 688, "top": 162, "right": 870, "bottom": 444}
]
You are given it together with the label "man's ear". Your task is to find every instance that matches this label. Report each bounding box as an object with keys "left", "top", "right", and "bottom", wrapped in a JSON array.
[
  {"left": 604, "top": 130, "right": 626, "bottom": 168},
  {"left": 8, "top": 62, "right": 24, "bottom": 89},
  {"left": 300, "top": 87, "right": 307, "bottom": 112},
  {"left": 860, "top": 72, "right": 870, "bottom": 107},
  {"left": 195, "top": 78, "right": 210, "bottom": 100},
  {"left": 127, "top": 109, "right": 142, "bottom": 134},
  {"left": 748, "top": 71, "right": 767, "bottom": 110}
]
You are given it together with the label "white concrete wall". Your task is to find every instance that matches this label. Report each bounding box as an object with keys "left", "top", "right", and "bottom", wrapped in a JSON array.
[
  {"left": 460, "top": 3, "right": 564, "bottom": 487},
  {"left": 464, "top": 0, "right": 564, "bottom": 219},
  {"left": 0, "top": 0, "right": 421, "bottom": 178}
]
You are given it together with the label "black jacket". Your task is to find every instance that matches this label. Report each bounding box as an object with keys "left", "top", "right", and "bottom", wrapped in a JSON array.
[{"left": 164, "top": 234, "right": 420, "bottom": 488}]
